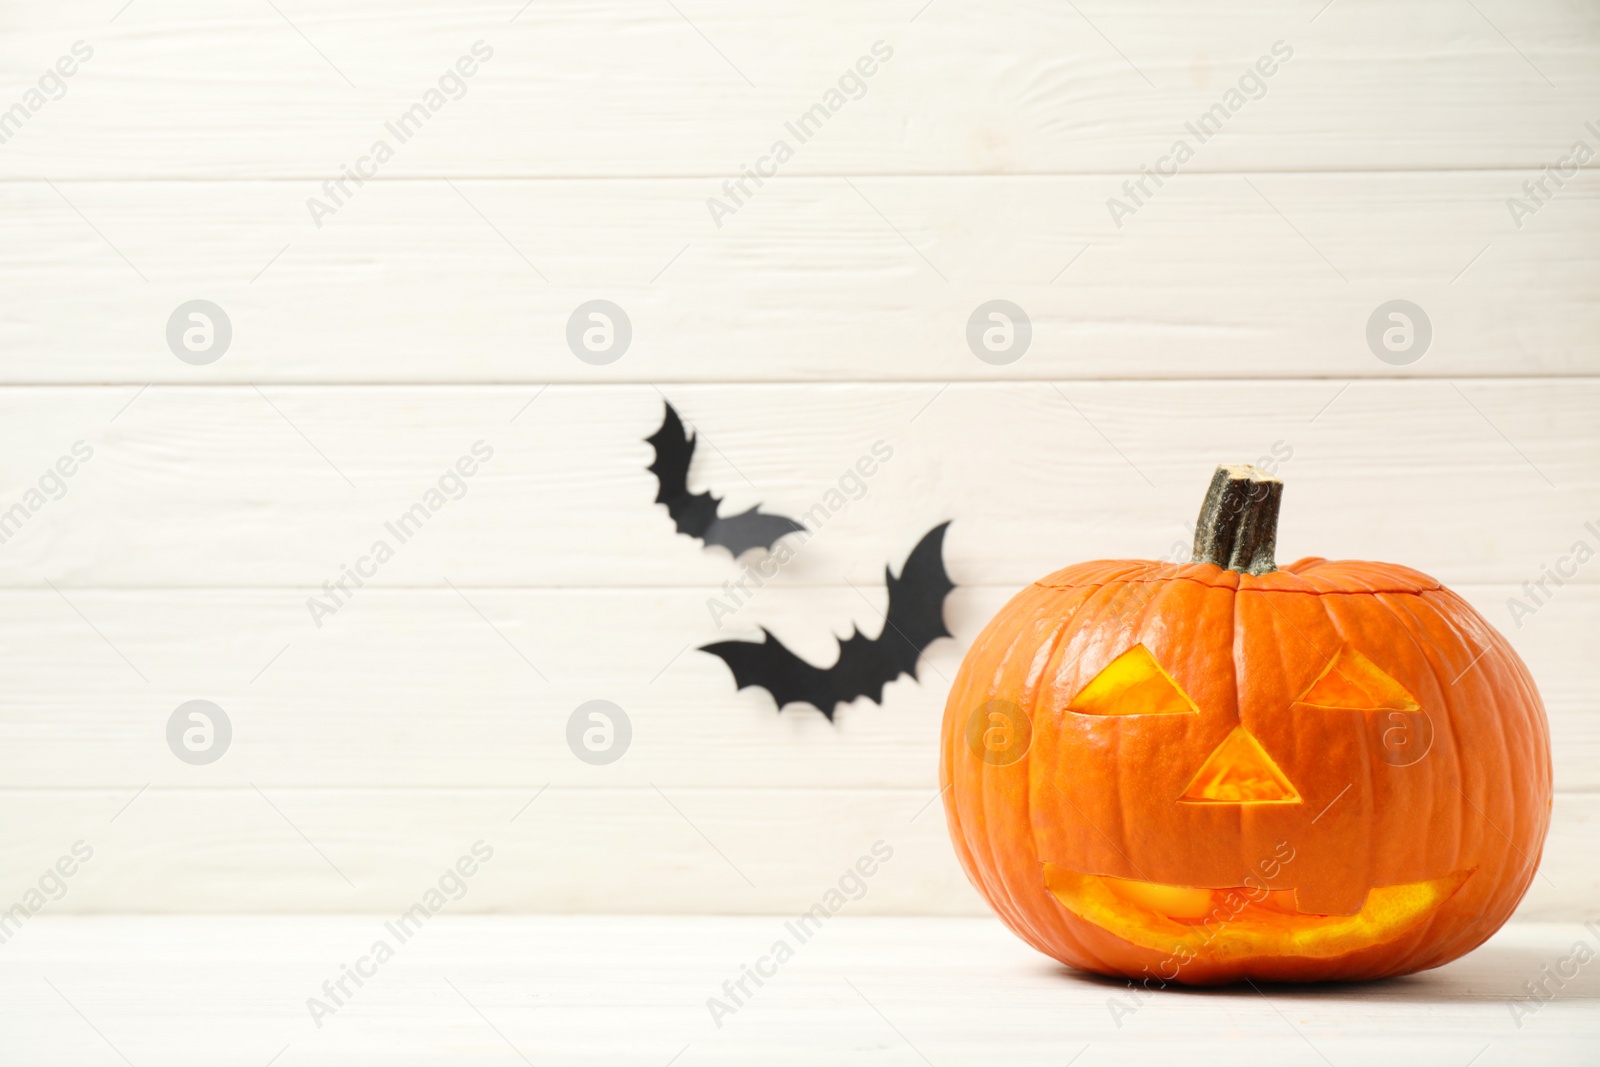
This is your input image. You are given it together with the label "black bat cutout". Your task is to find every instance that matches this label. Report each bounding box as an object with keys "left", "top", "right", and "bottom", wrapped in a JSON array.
[
  {"left": 647, "top": 401, "right": 806, "bottom": 558},
  {"left": 701, "top": 522, "right": 955, "bottom": 720}
]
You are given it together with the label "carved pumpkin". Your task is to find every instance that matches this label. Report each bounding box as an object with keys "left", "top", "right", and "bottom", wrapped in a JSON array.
[{"left": 940, "top": 466, "right": 1552, "bottom": 984}]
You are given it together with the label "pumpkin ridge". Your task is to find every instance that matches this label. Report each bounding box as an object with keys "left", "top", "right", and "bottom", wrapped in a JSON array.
[
  {"left": 1034, "top": 575, "right": 1443, "bottom": 597},
  {"left": 1374, "top": 589, "right": 1468, "bottom": 975},
  {"left": 952, "top": 585, "right": 1115, "bottom": 972},
  {"left": 1017, "top": 590, "right": 1120, "bottom": 972},
  {"left": 1384, "top": 588, "right": 1547, "bottom": 971},
  {"left": 1361, "top": 588, "right": 1482, "bottom": 974}
]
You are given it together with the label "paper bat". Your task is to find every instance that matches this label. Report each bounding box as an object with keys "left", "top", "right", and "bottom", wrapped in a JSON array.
[
  {"left": 701, "top": 522, "right": 955, "bottom": 720},
  {"left": 647, "top": 401, "right": 807, "bottom": 558}
]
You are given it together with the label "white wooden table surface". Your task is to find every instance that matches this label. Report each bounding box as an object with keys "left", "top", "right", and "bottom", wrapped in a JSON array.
[
  {"left": 2, "top": 916, "right": 1595, "bottom": 1065},
  {"left": 1, "top": 0, "right": 1598, "bottom": 925}
]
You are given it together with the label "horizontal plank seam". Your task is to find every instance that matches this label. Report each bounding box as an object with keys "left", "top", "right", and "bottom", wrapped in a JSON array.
[
  {"left": 0, "top": 582, "right": 1584, "bottom": 592},
  {"left": 2, "top": 168, "right": 1597, "bottom": 181},
  {"left": 1, "top": 377, "right": 1598, "bottom": 388},
  {"left": 0, "top": 786, "right": 1595, "bottom": 795}
]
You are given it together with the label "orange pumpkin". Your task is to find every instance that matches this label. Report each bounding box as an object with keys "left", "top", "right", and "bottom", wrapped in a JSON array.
[{"left": 940, "top": 465, "right": 1552, "bottom": 984}]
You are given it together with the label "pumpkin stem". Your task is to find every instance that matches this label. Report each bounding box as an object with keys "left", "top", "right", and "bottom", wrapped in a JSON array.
[{"left": 1190, "top": 465, "right": 1281, "bottom": 575}]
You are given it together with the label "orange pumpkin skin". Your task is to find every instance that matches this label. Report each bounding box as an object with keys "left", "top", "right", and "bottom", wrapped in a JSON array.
[{"left": 941, "top": 489, "right": 1552, "bottom": 985}]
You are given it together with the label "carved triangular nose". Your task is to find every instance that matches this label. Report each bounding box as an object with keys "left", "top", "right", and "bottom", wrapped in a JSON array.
[{"left": 1180, "top": 727, "right": 1300, "bottom": 804}]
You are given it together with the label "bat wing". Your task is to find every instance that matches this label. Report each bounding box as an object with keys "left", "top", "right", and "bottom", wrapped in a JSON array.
[
  {"left": 704, "top": 507, "right": 809, "bottom": 557},
  {"left": 646, "top": 401, "right": 720, "bottom": 539},
  {"left": 701, "top": 630, "right": 840, "bottom": 720},
  {"left": 647, "top": 401, "right": 804, "bottom": 556},
  {"left": 700, "top": 522, "right": 956, "bottom": 720},
  {"left": 879, "top": 521, "right": 956, "bottom": 663},
  {"left": 820, "top": 521, "right": 955, "bottom": 704}
]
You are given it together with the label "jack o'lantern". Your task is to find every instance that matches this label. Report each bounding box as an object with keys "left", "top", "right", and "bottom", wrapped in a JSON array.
[{"left": 940, "top": 465, "right": 1551, "bottom": 984}]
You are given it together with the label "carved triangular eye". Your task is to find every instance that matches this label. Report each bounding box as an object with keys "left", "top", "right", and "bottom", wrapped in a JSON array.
[
  {"left": 1180, "top": 727, "right": 1300, "bottom": 804},
  {"left": 1297, "top": 647, "right": 1419, "bottom": 711},
  {"left": 1069, "top": 644, "right": 1201, "bottom": 717}
]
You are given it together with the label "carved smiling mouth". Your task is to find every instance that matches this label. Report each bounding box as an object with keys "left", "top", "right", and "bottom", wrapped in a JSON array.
[{"left": 1042, "top": 865, "right": 1472, "bottom": 961}]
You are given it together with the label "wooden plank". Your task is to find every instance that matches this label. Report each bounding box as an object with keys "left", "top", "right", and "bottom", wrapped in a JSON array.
[
  {"left": 0, "top": 582, "right": 1594, "bottom": 788},
  {"left": 0, "top": 786, "right": 971, "bottom": 915},
  {"left": 1, "top": 174, "right": 1595, "bottom": 382},
  {"left": 0, "top": 1, "right": 1595, "bottom": 178},
  {"left": 2, "top": 918, "right": 1594, "bottom": 1065},
  {"left": 0, "top": 788, "right": 1591, "bottom": 917},
  {"left": 0, "top": 918, "right": 1594, "bottom": 1065},
  {"left": 1, "top": 382, "right": 1596, "bottom": 588}
]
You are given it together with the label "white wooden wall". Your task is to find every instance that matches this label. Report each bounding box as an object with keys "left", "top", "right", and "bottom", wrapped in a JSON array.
[{"left": 0, "top": 1, "right": 1596, "bottom": 918}]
